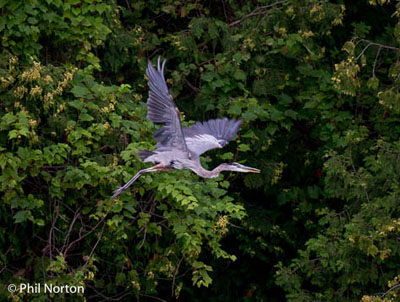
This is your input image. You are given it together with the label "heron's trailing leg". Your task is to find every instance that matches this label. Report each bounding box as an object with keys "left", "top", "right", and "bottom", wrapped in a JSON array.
[{"left": 111, "top": 164, "right": 164, "bottom": 200}]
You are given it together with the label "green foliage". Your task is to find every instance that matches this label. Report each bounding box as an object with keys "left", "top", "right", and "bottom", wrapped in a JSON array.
[
  {"left": 1, "top": 0, "right": 400, "bottom": 301},
  {"left": 276, "top": 138, "right": 400, "bottom": 301},
  {"left": 0, "top": 0, "right": 112, "bottom": 66},
  {"left": 274, "top": 1, "right": 400, "bottom": 301},
  {"left": 0, "top": 52, "right": 245, "bottom": 300}
]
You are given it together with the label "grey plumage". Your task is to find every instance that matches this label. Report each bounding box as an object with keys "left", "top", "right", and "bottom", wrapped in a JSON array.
[
  {"left": 183, "top": 118, "right": 242, "bottom": 156},
  {"left": 146, "top": 57, "right": 188, "bottom": 152},
  {"left": 138, "top": 150, "right": 155, "bottom": 161},
  {"left": 111, "top": 58, "right": 260, "bottom": 200}
]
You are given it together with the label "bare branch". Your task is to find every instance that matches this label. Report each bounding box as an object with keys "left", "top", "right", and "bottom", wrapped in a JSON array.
[
  {"left": 372, "top": 46, "right": 382, "bottom": 77},
  {"left": 63, "top": 207, "right": 111, "bottom": 256},
  {"left": 356, "top": 37, "right": 400, "bottom": 52},
  {"left": 229, "top": 0, "right": 287, "bottom": 27},
  {"left": 83, "top": 222, "right": 106, "bottom": 267},
  {"left": 137, "top": 226, "right": 147, "bottom": 249},
  {"left": 374, "top": 283, "right": 400, "bottom": 298},
  {"left": 355, "top": 37, "right": 399, "bottom": 64},
  {"left": 140, "top": 294, "right": 167, "bottom": 302},
  {"left": 355, "top": 43, "right": 373, "bottom": 61},
  {"left": 185, "top": 79, "right": 200, "bottom": 93},
  {"left": 61, "top": 208, "right": 81, "bottom": 253},
  {"left": 171, "top": 255, "right": 184, "bottom": 297}
]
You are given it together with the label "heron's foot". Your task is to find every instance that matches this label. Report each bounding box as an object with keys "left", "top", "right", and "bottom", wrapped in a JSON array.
[{"left": 110, "top": 186, "right": 124, "bottom": 200}]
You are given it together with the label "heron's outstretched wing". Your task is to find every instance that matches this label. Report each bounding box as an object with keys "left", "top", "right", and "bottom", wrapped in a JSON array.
[
  {"left": 183, "top": 118, "right": 242, "bottom": 156},
  {"left": 146, "top": 58, "right": 188, "bottom": 152}
]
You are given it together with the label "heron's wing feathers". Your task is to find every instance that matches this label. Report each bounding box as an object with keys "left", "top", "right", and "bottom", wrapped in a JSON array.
[
  {"left": 183, "top": 118, "right": 242, "bottom": 155},
  {"left": 146, "top": 58, "right": 188, "bottom": 152}
]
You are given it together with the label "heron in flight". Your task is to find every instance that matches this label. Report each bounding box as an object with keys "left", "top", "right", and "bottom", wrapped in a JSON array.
[{"left": 111, "top": 58, "right": 260, "bottom": 200}]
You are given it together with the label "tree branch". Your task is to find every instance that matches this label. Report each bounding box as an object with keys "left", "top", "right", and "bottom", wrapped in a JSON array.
[
  {"left": 171, "top": 255, "right": 184, "bottom": 297},
  {"left": 355, "top": 37, "right": 399, "bottom": 62},
  {"left": 229, "top": 0, "right": 287, "bottom": 27}
]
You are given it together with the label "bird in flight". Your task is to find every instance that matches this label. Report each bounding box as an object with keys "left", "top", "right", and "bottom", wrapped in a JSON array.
[{"left": 111, "top": 57, "right": 260, "bottom": 200}]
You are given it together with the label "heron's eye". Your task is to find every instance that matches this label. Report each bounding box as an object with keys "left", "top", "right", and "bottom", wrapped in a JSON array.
[{"left": 218, "top": 140, "right": 227, "bottom": 147}]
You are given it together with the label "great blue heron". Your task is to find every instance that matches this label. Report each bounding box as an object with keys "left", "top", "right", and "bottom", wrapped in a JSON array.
[{"left": 111, "top": 58, "right": 260, "bottom": 200}]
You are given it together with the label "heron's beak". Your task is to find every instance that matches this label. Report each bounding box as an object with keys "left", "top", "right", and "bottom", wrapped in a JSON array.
[
  {"left": 237, "top": 165, "right": 260, "bottom": 173},
  {"left": 244, "top": 167, "right": 260, "bottom": 173}
]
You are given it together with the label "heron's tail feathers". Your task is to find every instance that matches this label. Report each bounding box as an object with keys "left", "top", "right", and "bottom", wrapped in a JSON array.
[{"left": 138, "top": 149, "right": 155, "bottom": 161}]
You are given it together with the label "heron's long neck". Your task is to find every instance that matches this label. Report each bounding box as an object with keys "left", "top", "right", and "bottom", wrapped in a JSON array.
[{"left": 192, "top": 164, "right": 225, "bottom": 178}]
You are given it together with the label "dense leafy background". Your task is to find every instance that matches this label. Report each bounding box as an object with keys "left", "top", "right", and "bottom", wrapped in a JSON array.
[{"left": 1, "top": 0, "right": 400, "bottom": 301}]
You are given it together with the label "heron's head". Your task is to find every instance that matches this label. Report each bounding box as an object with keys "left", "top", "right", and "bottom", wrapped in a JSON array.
[
  {"left": 217, "top": 140, "right": 227, "bottom": 148},
  {"left": 222, "top": 162, "right": 260, "bottom": 173}
]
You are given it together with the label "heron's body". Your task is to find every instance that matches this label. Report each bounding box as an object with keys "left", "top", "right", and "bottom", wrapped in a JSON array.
[
  {"left": 140, "top": 148, "right": 187, "bottom": 166},
  {"left": 111, "top": 58, "right": 260, "bottom": 200},
  {"left": 142, "top": 152, "right": 220, "bottom": 179}
]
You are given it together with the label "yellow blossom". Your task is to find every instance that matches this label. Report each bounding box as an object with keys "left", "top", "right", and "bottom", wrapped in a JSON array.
[
  {"left": 113, "top": 155, "right": 119, "bottom": 166},
  {"left": 30, "top": 85, "right": 43, "bottom": 97},
  {"left": 29, "top": 119, "right": 37, "bottom": 127},
  {"left": 44, "top": 92, "right": 54, "bottom": 104},
  {"left": 244, "top": 38, "right": 256, "bottom": 50},
  {"left": 14, "top": 86, "right": 28, "bottom": 99},
  {"left": 86, "top": 271, "right": 95, "bottom": 280},
  {"left": 0, "top": 76, "right": 14, "bottom": 88},
  {"left": 278, "top": 27, "right": 287, "bottom": 37},
  {"left": 21, "top": 62, "right": 41, "bottom": 82},
  {"left": 44, "top": 75, "right": 53, "bottom": 84},
  {"left": 286, "top": 6, "right": 294, "bottom": 15},
  {"left": 215, "top": 215, "right": 229, "bottom": 235},
  {"left": 133, "top": 93, "right": 142, "bottom": 101},
  {"left": 9, "top": 56, "right": 18, "bottom": 66},
  {"left": 131, "top": 280, "right": 140, "bottom": 291},
  {"left": 101, "top": 106, "right": 110, "bottom": 113}
]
